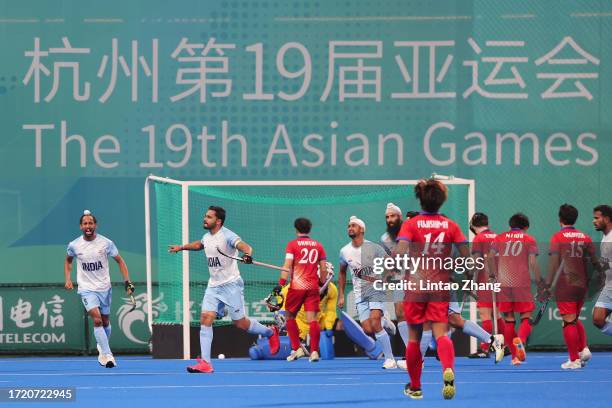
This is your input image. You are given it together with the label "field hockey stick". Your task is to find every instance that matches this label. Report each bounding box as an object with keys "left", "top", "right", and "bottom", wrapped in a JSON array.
[
  {"left": 217, "top": 247, "right": 291, "bottom": 273},
  {"left": 530, "top": 259, "right": 564, "bottom": 325}
]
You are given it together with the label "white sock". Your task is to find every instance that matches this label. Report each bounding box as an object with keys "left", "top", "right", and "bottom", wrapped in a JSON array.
[
  {"left": 375, "top": 330, "right": 394, "bottom": 360},
  {"left": 420, "top": 330, "right": 432, "bottom": 356},
  {"left": 200, "top": 325, "right": 213, "bottom": 363},
  {"left": 103, "top": 324, "right": 111, "bottom": 340},
  {"left": 247, "top": 318, "right": 273, "bottom": 337},
  {"left": 94, "top": 326, "right": 111, "bottom": 355},
  {"left": 397, "top": 321, "right": 409, "bottom": 346},
  {"left": 463, "top": 320, "right": 491, "bottom": 343}
]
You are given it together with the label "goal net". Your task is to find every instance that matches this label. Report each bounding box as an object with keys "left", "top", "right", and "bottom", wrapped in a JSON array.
[{"left": 144, "top": 175, "right": 476, "bottom": 358}]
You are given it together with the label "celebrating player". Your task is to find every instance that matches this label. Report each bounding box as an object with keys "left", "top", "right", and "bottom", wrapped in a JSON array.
[
  {"left": 338, "top": 216, "right": 398, "bottom": 369},
  {"left": 469, "top": 212, "right": 506, "bottom": 359},
  {"left": 64, "top": 210, "right": 134, "bottom": 368},
  {"left": 395, "top": 179, "right": 469, "bottom": 400},
  {"left": 275, "top": 217, "right": 328, "bottom": 362},
  {"left": 169, "top": 206, "right": 280, "bottom": 373},
  {"left": 548, "top": 204, "right": 594, "bottom": 369},
  {"left": 488, "top": 213, "right": 540, "bottom": 366},
  {"left": 592, "top": 204, "right": 612, "bottom": 336}
]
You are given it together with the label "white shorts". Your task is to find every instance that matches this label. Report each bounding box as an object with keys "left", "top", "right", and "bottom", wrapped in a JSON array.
[
  {"left": 79, "top": 288, "right": 112, "bottom": 315},
  {"left": 356, "top": 301, "right": 385, "bottom": 322},
  {"left": 595, "top": 287, "right": 612, "bottom": 311},
  {"left": 202, "top": 277, "right": 246, "bottom": 321},
  {"left": 448, "top": 291, "right": 462, "bottom": 315}
]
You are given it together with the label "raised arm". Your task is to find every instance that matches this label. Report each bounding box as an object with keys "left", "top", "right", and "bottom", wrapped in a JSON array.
[{"left": 168, "top": 240, "right": 204, "bottom": 253}]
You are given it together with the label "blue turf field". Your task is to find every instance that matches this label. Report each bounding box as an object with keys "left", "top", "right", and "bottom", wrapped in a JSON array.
[{"left": 1, "top": 353, "right": 611, "bottom": 407}]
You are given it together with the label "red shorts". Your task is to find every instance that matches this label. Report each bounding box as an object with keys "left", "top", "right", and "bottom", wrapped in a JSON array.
[
  {"left": 285, "top": 288, "right": 319, "bottom": 314},
  {"left": 498, "top": 286, "right": 534, "bottom": 313},
  {"left": 477, "top": 289, "right": 493, "bottom": 308},
  {"left": 403, "top": 301, "right": 449, "bottom": 324},
  {"left": 477, "top": 301, "right": 494, "bottom": 309},
  {"left": 557, "top": 301, "right": 584, "bottom": 316}
]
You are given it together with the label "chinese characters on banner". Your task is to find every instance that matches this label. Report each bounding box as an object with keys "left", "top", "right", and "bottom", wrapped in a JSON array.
[{"left": 23, "top": 36, "right": 600, "bottom": 104}]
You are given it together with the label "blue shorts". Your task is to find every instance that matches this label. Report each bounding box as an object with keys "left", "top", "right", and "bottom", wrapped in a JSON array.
[
  {"left": 202, "top": 277, "right": 246, "bottom": 321},
  {"left": 595, "top": 288, "right": 612, "bottom": 311},
  {"left": 356, "top": 301, "right": 385, "bottom": 322},
  {"left": 79, "top": 288, "right": 112, "bottom": 315}
]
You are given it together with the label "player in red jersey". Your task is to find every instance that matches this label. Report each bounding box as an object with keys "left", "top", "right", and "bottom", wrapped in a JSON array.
[
  {"left": 548, "top": 204, "right": 595, "bottom": 369},
  {"left": 275, "top": 217, "right": 328, "bottom": 362},
  {"left": 488, "top": 213, "right": 541, "bottom": 366},
  {"left": 469, "top": 212, "right": 505, "bottom": 357},
  {"left": 394, "top": 179, "right": 469, "bottom": 400}
]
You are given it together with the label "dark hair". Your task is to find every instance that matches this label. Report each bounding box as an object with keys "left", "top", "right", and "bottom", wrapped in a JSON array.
[
  {"left": 594, "top": 204, "right": 612, "bottom": 220},
  {"left": 405, "top": 211, "right": 420, "bottom": 219},
  {"left": 470, "top": 212, "right": 489, "bottom": 228},
  {"left": 80, "top": 213, "right": 97, "bottom": 224},
  {"left": 294, "top": 217, "right": 312, "bottom": 234},
  {"left": 208, "top": 206, "right": 226, "bottom": 225},
  {"left": 414, "top": 179, "right": 448, "bottom": 213},
  {"left": 558, "top": 204, "right": 578, "bottom": 225},
  {"left": 509, "top": 213, "right": 529, "bottom": 229}
]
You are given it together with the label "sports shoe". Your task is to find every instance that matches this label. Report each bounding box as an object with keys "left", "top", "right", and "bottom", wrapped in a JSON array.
[
  {"left": 468, "top": 350, "right": 489, "bottom": 359},
  {"left": 561, "top": 359, "right": 582, "bottom": 370},
  {"left": 268, "top": 326, "right": 280, "bottom": 355},
  {"left": 309, "top": 350, "right": 320, "bottom": 362},
  {"left": 96, "top": 344, "right": 107, "bottom": 367},
  {"left": 382, "top": 358, "right": 398, "bottom": 369},
  {"left": 382, "top": 316, "right": 397, "bottom": 336},
  {"left": 513, "top": 337, "right": 526, "bottom": 362},
  {"left": 579, "top": 347, "right": 591, "bottom": 366},
  {"left": 442, "top": 368, "right": 455, "bottom": 400},
  {"left": 511, "top": 357, "right": 522, "bottom": 366},
  {"left": 105, "top": 354, "right": 116, "bottom": 368},
  {"left": 396, "top": 359, "right": 407, "bottom": 370},
  {"left": 404, "top": 383, "right": 423, "bottom": 400},
  {"left": 187, "top": 357, "right": 214, "bottom": 373},
  {"left": 287, "top": 348, "right": 306, "bottom": 361},
  {"left": 489, "top": 334, "right": 505, "bottom": 364}
]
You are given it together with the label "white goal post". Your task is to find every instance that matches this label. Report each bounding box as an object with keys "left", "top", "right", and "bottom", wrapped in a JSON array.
[{"left": 144, "top": 174, "right": 477, "bottom": 359}]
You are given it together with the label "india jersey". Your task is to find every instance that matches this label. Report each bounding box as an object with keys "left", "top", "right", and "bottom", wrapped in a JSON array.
[
  {"left": 380, "top": 232, "right": 397, "bottom": 255},
  {"left": 397, "top": 213, "right": 467, "bottom": 284},
  {"left": 601, "top": 230, "right": 612, "bottom": 290},
  {"left": 472, "top": 229, "right": 497, "bottom": 284},
  {"left": 201, "top": 226, "right": 242, "bottom": 287},
  {"left": 549, "top": 227, "right": 592, "bottom": 294},
  {"left": 285, "top": 236, "right": 327, "bottom": 290},
  {"left": 67, "top": 234, "right": 118, "bottom": 293},
  {"left": 340, "top": 240, "right": 386, "bottom": 303},
  {"left": 491, "top": 229, "right": 538, "bottom": 287}
]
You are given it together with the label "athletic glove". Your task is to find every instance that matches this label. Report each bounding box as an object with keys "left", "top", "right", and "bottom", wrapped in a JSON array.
[
  {"left": 125, "top": 280, "right": 135, "bottom": 294},
  {"left": 242, "top": 254, "right": 253, "bottom": 264}
]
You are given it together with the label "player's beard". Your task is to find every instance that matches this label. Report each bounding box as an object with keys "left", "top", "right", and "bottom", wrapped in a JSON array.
[{"left": 386, "top": 222, "right": 401, "bottom": 240}]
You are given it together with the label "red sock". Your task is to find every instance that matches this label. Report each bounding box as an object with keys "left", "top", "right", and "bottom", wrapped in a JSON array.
[
  {"left": 497, "top": 318, "right": 506, "bottom": 335},
  {"left": 436, "top": 335, "right": 455, "bottom": 371},
  {"left": 504, "top": 321, "right": 517, "bottom": 358},
  {"left": 576, "top": 320, "right": 587, "bottom": 350},
  {"left": 518, "top": 318, "right": 532, "bottom": 343},
  {"left": 286, "top": 318, "right": 301, "bottom": 351},
  {"left": 406, "top": 341, "right": 422, "bottom": 389},
  {"left": 562, "top": 323, "right": 580, "bottom": 361},
  {"left": 309, "top": 321, "right": 321, "bottom": 353},
  {"left": 481, "top": 320, "right": 493, "bottom": 351}
]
